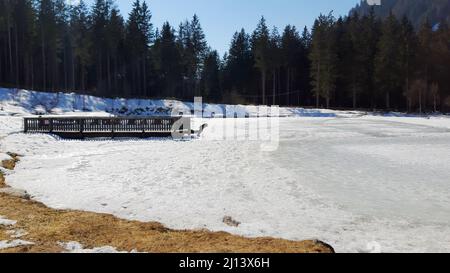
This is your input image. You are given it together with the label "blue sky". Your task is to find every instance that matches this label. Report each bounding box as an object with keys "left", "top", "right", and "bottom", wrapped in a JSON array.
[{"left": 85, "top": 0, "right": 361, "bottom": 54}]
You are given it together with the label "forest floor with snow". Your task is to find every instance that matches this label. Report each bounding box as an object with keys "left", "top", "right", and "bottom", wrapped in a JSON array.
[{"left": 2, "top": 88, "right": 450, "bottom": 253}]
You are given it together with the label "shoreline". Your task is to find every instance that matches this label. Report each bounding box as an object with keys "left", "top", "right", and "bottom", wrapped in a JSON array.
[{"left": 0, "top": 153, "right": 334, "bottom": 253}]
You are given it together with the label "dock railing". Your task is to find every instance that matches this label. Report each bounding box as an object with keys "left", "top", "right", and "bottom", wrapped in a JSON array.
[{"left": 23, "top": 116, "right": 191, "bottom": 138}]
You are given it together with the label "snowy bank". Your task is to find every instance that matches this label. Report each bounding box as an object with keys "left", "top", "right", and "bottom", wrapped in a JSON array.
[
  {"left": 59, "top": 241, "right": 136, "bottom": 253},
  {"left": 0, "top": 240, "right": 34, "bottom": 250},
  {"left": 0, "top": 87, "right": 338, "bottom": 118},
  {"left": 0, "top": 216, "right": 17, "bottom": 226}
]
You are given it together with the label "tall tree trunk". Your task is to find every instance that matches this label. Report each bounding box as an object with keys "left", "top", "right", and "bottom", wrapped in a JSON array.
[
  {"left": 143, "top": 56, "right": 147, "bottom": 97},
  {"left": 316, "top": 62, "right": 320, "bottom": 108},
  {"left": 30, "top": 55, "right": 34, "bottom": 90},
  {"left": 261, "top": 70, "right": 266, "bottom": 105},
  {"left": 7, "top": 17, "right": 13, "bottom": 83},
  {"left": 64, "top": 47, "right": 68, "bottom": 91},
  {"left": 0, "top": 42, "right": 3, "bottom": 84},
  {"left": 406, "top": 52, "right": 410, "bottom": 112},
  {"left": 278, "top": 67, "right": 281, "bottom": 105},
  {"left": 99, "top": 53, "right": 103, "bottom": 95},
  {"left": 107, "top": 52, "right": 111, "bottom": 95},
  {"left": 52, "top": 51, "right": 57, "bottom": 91},
  {"left": 41, "top": 31, "right": 46, "bottom": 91},
  {"left": 122, "top": 65, "right": 126, "bottom": 97},
  {"left": 113, "top": 56, "right": 118, "bottom": 96},
  {"left": 71, "top": 54, "right": 75, "bottom": 91},
  {"left": 425, "top": 65, "right": 429, "bottom": 113},
  {"left": 81, "top": 64, "right": 85, "bottom": 91},
  {"left": 0, "top": 38, "right": 3, "bottom": 83},
  {"left": 272, "top": 70, "right": 276, "bottom": 106},
  {"left": 434, "top": 94, "right": 437, "bottom": 113},
  {"left": 386, "top": 91, "right": 390, "bottom": 110},
  {"left": 419, "top": 86, "right": 423, "bottom": 114},
  {"left": 286, "top": 67, "right": 290, "bottom": 106},
  {"left": 14, "top": 24, "right": 19, "bottom": 86}
]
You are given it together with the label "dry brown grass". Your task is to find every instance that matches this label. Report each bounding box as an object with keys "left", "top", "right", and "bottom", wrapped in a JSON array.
[
  {"left": 1, "top": 152, "right": 20, "bottom": 171},
  {"left": 0, "top": 227, "right": 10, "bottom": 241},
  {"left": 0, "top": 172, "right": 5, "bottom": 188},
  {"left": 0, "top": 194, "right": 334, "bottom": 253},
  {"left": 0, "top": 153, "right": 334, "bottom": 254}
]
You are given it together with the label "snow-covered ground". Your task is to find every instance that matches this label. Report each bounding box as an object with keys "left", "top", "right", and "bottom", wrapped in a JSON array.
[
  {"left": 0, "top": 215, "right": 34, "bottom": 250},
  {"left": 0, "top": 239, "right": 34, "bottom": 250},
  {"left": 0, "top": 87, "right": 337, "bottom": 118},
  {"left": 58, "top": 241, "right": 136, "bottom": 253},
  {"left": 0, "top": 216, "right": 17, "bottom": 226},
  {"left": 2, "top": 87, "right": 450, "bottom": 253}
]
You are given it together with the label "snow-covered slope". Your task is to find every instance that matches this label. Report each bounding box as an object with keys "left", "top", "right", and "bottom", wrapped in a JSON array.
[{"left": 0, "top": 87, "right": 337, "bottom": 118}]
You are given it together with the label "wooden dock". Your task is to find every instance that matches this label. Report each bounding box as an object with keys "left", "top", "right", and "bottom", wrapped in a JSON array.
[{"left": 23, "top": 116, "right": 191, "bottom": 139}]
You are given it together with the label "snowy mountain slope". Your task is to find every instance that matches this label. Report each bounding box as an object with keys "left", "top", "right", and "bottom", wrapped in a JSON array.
[{"left": 351, "top": 0, "right": 450, "bottom": 29}]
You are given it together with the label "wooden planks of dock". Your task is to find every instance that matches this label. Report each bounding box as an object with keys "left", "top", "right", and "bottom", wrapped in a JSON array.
[{"left": 23, "top": 116, "right": 191, "bottom": 139}]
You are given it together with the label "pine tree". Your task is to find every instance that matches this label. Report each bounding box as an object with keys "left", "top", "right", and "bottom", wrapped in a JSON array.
[
  {"left": 224, "top": 29, "right": 253, "bottom": 97},
  {"left": 333, "top": 16, "right": 348, "bottom": 108},
  {"left": 343, "top": 13, "right": 363, "bottom": 108},
  {"left": 54, "top": 0, "right": 70, "bottom": 91},
  {"left": 268, "top": 27, "right": 281, "bottom": 105},
  {"left": 309, "top": 13, "right": 338, "bottom": 108},
  {"left": 200, "top": 50, "right": 221, "bottom": 101},
  {"left": 430, "top": 21, "right": 450, "bottom": 112},
  {"left": 69, "top": 0, "right": 91, "bottom": 92},
  {"left": 138, "top": 0, "right": 153, "bottom": 97},
  {"left": 153, "top": 22, "right": 183, "bottom": 98},
  {"left": 252, "top": 17, "right": 270, "bottom": 105},
  {"left": 399, "top": 16, "right": 417, "bottom": 111},
  {"left": 0, "top": 0, "right": 14, "bottom": 85},
  {"left": 106, "top": 7, "right": 125, "bottom": 96},
  {"left": 181, "top": 14, "right": 207, "bottom": 98},
  {"left": 297, "top": 26, "right": 311, "bottom": 106},
  {"left": 11, "top": 0, "right": 36, "bottom": 89},
  {"left": 356, "top": 9, "right": 380, "bottom": 109},
  {"left": 375, "top": 13, "right": 402, "bottom": 109},
  {"left": 91, "top": 0, "right": 112, "bottom": 95},
  {"left": 281, "top": 25, "right": 302, "bottom": 106},
  {"left": 415, "top": 19, "right": 433, "bottom": 112},
  {"left": 37, "top": 0, "right": 58, "bottom": 91},
  {"left": 125, "top": 0, "right": 153, "bottom": 97}
]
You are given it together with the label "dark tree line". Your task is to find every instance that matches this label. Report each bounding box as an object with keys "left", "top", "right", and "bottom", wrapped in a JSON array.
[
  {"left": 309, "top": 11, "right": 450, "bottom": 112},
  {"left": 0, "top": 0, "right": 209, "bottom": 100},
  {"left": 1, "top": 1, "right": 450, "bottom": 112}
]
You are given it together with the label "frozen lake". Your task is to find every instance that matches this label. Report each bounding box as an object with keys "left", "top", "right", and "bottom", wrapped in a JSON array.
[{"left": 2, "top": 115, "right": 450, "bottom": 253}]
